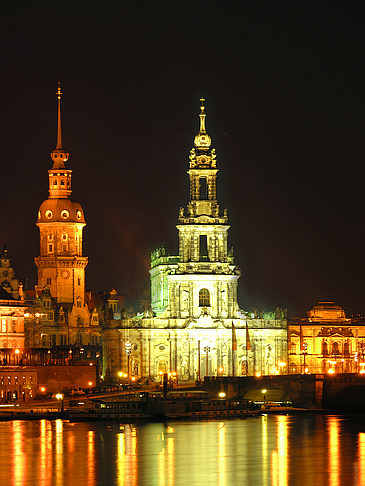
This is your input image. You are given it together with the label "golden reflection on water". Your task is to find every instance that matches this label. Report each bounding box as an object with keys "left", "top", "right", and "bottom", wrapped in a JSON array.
[
  {"left": 217, "top": 422, "right": 226, "bottom": 486},
  {"left": 328, "top": 416, "right": 340, "bottom": 486},
  {"left": 261, "top": 415, "right": 268, "bottom": 486},
  {"left": 55, "top": 420, "right": 63, "bottom": 486},
  {"left": 1, "top": 415, "right": 365, "bottom": 485},
  {"left": 358, "top": 432, "right": 365, "bottom": 485},
  {"left": 271, "top": 415, "right": 288, "bottom": 486},
  {"left": 12, "top": 421, "right": 25, "bottom": 486},
  {"left": 118, "top": 426, "right": 138, "bottom": 486}
]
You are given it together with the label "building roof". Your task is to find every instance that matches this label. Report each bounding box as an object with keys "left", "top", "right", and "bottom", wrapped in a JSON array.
[{"left": 0, "top": 286, "right": 15, "bottom": 300}]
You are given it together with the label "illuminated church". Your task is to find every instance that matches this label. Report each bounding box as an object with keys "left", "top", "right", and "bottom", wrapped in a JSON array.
[{"left": 102, "top": 100, "right": 287, "bottom": 382}]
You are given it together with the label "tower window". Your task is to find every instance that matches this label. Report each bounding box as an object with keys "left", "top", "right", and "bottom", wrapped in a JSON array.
[
  {"left": 199, "top": 178, "right": 208, "bottom": 199},
  {"left": 48, "top": 244, "right": 54, "bottom": 253},
  {"left": 78, "top": 278, "right": 81, "bottom": 286},
  {"left": 62, "top": 244, "right": 67, "bottom": 252},
  {"left": 61, "top": 180, "right": 65, "bottom": 186},
  {"left": 199, "top": 235, "right": 208, "bottom": 259},
  {"left": 53, "top": 180, "right": 57, "bottom": 185},
  {"left": 199, "top": 288, "right": 210, "bottom": 307}
]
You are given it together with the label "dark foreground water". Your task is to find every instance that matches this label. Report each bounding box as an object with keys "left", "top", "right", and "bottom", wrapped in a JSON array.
[{"left": 0, "top": 414, "right": 364, "bottom": 485}]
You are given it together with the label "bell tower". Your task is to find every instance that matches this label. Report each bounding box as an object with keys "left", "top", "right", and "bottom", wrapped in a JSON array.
[
  {"left": 35, "top": 84, "right": 88, "bottom": 322},
  {"left": 151, "top": 99, "right": 241, "bottom": 320}
]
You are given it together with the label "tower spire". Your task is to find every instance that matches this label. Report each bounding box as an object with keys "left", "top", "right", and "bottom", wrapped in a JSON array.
[
  {"left": 194, "top": 97, "right": 211, "bottom": 149},
  {"left": 199, "top": 97, "right": 206, "bottom": 132},
  {"left": 50, "top": 81, "right": 69, "bottom": 169},
  {"left": 56, "top": 82, "right": 63, "bottom": 150}
]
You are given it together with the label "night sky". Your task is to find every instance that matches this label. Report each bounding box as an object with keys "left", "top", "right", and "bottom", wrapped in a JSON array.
[{"left": 0, "top": 6, "right": 364, "bottom": 317}]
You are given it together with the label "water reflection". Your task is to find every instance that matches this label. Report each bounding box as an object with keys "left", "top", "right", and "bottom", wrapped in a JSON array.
[
  {"left": 328, "top": 416, "right": 340, "bottom": 486},
  {"left": 0, "top": 415, "right": 364, "bottom": 485},
  {"left": 358, "top": 432, "right": 365, "bottom": 485},
  {"left": 271, "top": 415, "right": 288, "bottom": 486}
]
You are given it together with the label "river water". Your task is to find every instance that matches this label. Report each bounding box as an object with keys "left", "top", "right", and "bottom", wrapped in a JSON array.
[{"left": 0, "top": 414, "right": 364, "bottom": 485}]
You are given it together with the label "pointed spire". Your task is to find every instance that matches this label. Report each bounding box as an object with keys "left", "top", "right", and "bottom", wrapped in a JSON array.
[
  {"left": 50, "top": 81, "right": 69, "bottom": 169},
  {"left": 194, "top": 97, "right": 211, "bottom": 149},
  {"left": 56, "top": 82, "right": 63, "bottom": 150},
  {"left": 199, "top": 97, "right": 206, "bottom": 132}
]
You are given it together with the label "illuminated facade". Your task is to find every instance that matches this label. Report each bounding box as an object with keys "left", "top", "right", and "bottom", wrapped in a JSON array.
[
  {"left": 102, "top": 100, "right": 287, "bottom": 382},
  {"left": 288, "top": 301, "right": 365, "bottom": 374},
  {"left": 0, "top": 286, "right": 25, "bottom": 358},
  {"left": 27, "top": 85, "right": 100, "bottom": 347},
  {"left": 0, "top": 246, "right": 23, "bottom": 299}
]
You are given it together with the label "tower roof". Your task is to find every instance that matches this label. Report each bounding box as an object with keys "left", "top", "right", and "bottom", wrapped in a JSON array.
[
  {"left": 50, "top": 82, "right": 69, "bottom": 169},
  {"left": 194, "top": 98, "right": 212, "bottom": 150}
]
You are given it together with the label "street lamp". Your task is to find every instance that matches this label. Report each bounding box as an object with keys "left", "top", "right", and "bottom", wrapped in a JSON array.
[
  {"left": 302, "top": 342, "right": 308, "bottom": 373},
  {"left": 125, "top": 341, "right": 132, "bottom": 392},
  {"left": 55, "top": 393, "right": 64, "bottom": 411},
  {"left": 262, "top": 388, "right": 267, "bottom": 405}
]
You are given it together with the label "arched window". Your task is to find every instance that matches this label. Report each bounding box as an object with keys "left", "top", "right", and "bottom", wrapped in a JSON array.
[
  {"left": 199, "top": 288, "right": 210, "bottom": 307},
  {"left": 322, "top": 340, "right": 328, "bottom": 356},
  {"left": 290, "top": 342, "right": 297, "bottom": 354},
  {"left": 332, "top": 341, "right": 340, "bottom": 356},
  {"left": 344, "top": 341, "right": 350, "bottom": 356},
  {"left": 158, "top": 360, "right": 166, "bottom": 373}
]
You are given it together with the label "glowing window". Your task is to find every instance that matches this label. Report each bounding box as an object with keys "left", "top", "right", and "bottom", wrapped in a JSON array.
[
  {"left": 45, "top": 210, "right": 53, "bottom": 219},
  {"left": 322, "top": 341, "right": 328, "bottom": 356},
  {"left": 199, "top": 288, "right": 210, "bottom": 306},
  {"left": 332, "top": 342, "right": 340, "bottom": 355},
  {"left": 61, "top": 210, "right": 69, "bottom": 219}
]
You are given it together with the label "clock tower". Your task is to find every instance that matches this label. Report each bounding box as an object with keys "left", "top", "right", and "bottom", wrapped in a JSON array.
[{"left": 35, "top": 84, "right": 88, "bottom": 326}]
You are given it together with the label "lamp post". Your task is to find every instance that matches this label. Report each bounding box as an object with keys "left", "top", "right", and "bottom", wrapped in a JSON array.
[
  {"left": 125, "top": 341, "right": 132, "bottom": 393},
  {"left": 204, "top": 346, "right": 210, "bottom": 377},
  {"left": 55, "top": 393, "right": 64, "bottom": 412},
  {"left": 302, "top": 342, "right": 308, "bottom": 373},
  {"left": 262, "top": 388, "right": 267, "bottom": 406}
]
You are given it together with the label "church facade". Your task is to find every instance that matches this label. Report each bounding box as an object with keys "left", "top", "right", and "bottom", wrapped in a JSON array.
[{"left": 102, "top": 100, "right": 288, "bottom": 382}]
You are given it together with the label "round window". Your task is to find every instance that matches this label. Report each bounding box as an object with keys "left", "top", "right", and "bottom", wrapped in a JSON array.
[
  {"left": 61, "top": 210, "right": 69, "bottom": 219},
  {"left": 76, "top": 210, "right": 82, "bottom": 220},
  {"left": 45, "top": 210, "right": 53, "bottom": 219},
  {"left": 159, "top": 345, "right": 165, "bottom": 351}
]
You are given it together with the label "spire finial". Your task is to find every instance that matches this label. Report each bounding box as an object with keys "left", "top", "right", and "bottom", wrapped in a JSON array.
[
  {"left": 50, "top": 82, "right": 69, "bottom": 168},
  {"left": 56, "top": 81, "right": 63, "bottom": 150},
  {"left": 194, "top": 97, "right": 211, "bottom": 149}
]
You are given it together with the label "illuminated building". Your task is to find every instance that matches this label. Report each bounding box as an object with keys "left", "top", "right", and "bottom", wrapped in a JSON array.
[
  {"left": 26, "top": 84, "right": 100, "bottom": 348},
  {"left": 0, "top": 367, "right": 37, "bottom": 402},
  {"left": 0, "top": 287, "right": 25, "bottom": 360},
  {"left": 0, "top": 246, "right": 23, "bottom": 299},
  {"left": 102, "top": 100, "right": 287, "bottom": 382},
  {"left": 288, "top": 301, "right": 365, "bottom": 374}
]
